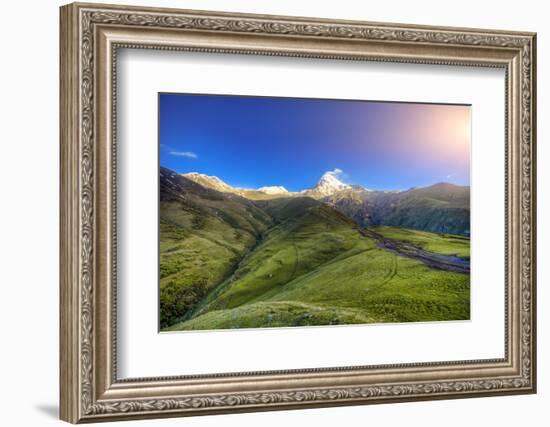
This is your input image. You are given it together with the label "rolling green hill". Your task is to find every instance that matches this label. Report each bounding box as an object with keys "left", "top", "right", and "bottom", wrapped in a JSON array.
[
  {"left": 160, "top": 167, "right": 470, "bottom": 331},
  {"left": 159, "top": 168, "right": 273, "bottom": 328},
  {"left": 183, "top": 198, "right": 367, "bottom": 317},
  {"left": 168, "top": 230, "right": 469, "bottom": 330}
]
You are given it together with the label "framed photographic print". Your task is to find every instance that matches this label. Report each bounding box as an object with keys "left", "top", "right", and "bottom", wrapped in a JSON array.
[
  {"left": 158, "top": 94, "right": 472, "bottom": 332},
  {"left": 60, "top": 2, "right": 537, "bottom": 423}
]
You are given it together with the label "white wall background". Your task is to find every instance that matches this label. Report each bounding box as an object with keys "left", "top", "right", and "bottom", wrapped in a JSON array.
[{"left": 0, "top": 1, "right": 545, "bottom": 426}]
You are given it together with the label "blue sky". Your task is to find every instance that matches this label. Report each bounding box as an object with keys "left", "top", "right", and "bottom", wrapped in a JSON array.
[{"left": 159, "top": 93, "right": 470, "bottom": 191}]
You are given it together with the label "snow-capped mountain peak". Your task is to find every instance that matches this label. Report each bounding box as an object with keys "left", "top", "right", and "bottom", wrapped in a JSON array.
[
  {"left": 318, "top": 170, "right": 349, "bottom": 189},
  {"left": 183, "top": 169, "right": 364, "bottom": 199},
  {"left": 182, "top": 173, "right": 292, "bottom": 198},
  {"left": 303, "top": 169, "right": 350, "bottom": 197},
  {"left": 257, "top": 186, "right": 289, "bottom": 195},
  {"left": 182, "top": 172, "right": 235, "bottom": 193}
]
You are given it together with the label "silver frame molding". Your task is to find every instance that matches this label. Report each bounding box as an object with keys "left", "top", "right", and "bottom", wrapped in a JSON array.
[{"left": 60, "top": 2, "right": 537, "bottom": 423}]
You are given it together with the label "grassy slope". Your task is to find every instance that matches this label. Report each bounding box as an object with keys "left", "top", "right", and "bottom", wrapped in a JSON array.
[
  {"left": 167, "top": 198, "right": 470, "bottom": 331},
  {"left": 159, "top": 169, "right": 273, "bottom": 328},
  {"left": 185, "top": 199, "right": 369, "bottom": 315},
  {"left": 373, "top": 225, "right": 470, "bottom": 259}
]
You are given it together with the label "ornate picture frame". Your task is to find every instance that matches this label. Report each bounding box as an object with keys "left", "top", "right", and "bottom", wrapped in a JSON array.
[{"left": 60, "top": 2, "right": 536, "bottom": 423}]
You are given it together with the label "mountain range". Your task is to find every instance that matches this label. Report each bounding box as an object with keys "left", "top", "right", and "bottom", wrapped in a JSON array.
[{"left": 180, "top": 169, "right": 470, "bottom": 237}]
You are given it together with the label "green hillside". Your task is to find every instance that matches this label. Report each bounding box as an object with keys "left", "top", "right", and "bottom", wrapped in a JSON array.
[
  {"left": 184, "top": 199, "right": 367, "bottom": 317},
  {"left": 159, "top": 168, "right": 273, "bottom": 328},
  {"left": 165, "top": 193, "right": 470, "bottom": 331}
]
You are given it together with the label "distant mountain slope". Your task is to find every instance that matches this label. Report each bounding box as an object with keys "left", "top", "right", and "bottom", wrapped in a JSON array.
[
  {"left": 179, "top": 169, "right": 470, "bottom": 235},
  {"left": 323, "top": 183, "right": 470, "bottom": 236}
]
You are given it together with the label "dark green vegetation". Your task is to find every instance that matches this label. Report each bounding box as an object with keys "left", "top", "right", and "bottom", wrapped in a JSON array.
[
  {"left": 323, "top": 183, "right": 470, "bottom": 237},
  {"left": 160, "top": 167, "right": 471, "bottom": 331}
]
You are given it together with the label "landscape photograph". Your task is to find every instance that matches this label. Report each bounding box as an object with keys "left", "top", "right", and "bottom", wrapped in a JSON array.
[{"left": 159, "top": 93, "right": 471, "bottom": 332}]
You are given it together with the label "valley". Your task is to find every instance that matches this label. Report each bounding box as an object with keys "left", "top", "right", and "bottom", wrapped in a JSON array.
[{"left": 160, "top": 167, "right": 471, "bottom": 331}]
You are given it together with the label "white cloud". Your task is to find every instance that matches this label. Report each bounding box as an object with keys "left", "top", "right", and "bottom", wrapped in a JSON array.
[
  {"left": 446, "top": 173, "right": 456, "bottom": 179},
  {"left": 170, "top": 151, "right": 198, "bottom": 159},
  {"left": 327, "top": 168, "right": 343, "bottom": 177},
  {"left": 322, "top": 168, "right": 351, "bottom": 184}
]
